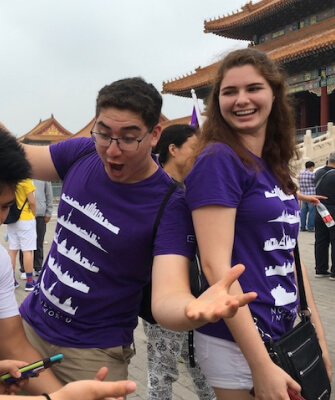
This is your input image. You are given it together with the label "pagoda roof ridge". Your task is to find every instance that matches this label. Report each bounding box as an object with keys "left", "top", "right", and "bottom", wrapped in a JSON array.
[
  {"left": 204, "top": 0, "right": 301, "bottom": 38},
  {"left": 162, "top": 63, "right": 219, "bottom": 94}
]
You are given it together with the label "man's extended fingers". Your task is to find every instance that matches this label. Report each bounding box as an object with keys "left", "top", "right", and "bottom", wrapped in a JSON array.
[
  {"left": 222, "top": 263, "right": 245, "bottom": 289},
  {"left": 236, "top": 292, "right": 258, "bottom": 307}
]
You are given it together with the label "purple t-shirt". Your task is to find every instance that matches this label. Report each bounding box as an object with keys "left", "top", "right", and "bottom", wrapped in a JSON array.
[
  {"left": 20, "top": 138, "right": 195, "bottom": 348},
  {"left": 185, "top": 143, "right": 300, "bottom": 342}
]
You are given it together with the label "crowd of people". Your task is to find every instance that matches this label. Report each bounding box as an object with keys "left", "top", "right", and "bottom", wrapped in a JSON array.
[{"left": 0, "top": 46, "right": 333, "bottom": 400}]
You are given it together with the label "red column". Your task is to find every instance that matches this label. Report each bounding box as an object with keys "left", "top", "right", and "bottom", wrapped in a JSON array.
[{"left": 320, "top": 86, "right": 329, "bottom": 126}]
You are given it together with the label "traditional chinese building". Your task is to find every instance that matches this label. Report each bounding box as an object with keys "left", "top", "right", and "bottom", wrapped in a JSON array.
[
  {"left": 162, "top": 0, "right": 335, "bottom": 132},
  {"left": 18, "top": 114, "right": 73, "bottom": 145}
]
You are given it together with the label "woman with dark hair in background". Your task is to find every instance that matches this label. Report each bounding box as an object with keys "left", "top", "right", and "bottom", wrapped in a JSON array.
[{"left": 143, "top": 124, "right": 215, "bottom": 400}]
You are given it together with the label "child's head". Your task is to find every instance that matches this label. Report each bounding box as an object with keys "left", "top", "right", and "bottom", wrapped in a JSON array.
[{"left": 0, "top": 127, "right": 32, "bottom": 224}]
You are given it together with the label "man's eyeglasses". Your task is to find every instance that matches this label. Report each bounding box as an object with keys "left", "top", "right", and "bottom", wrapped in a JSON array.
[{"left": 90, "top": 124, "right": 152, "bottom": 152}]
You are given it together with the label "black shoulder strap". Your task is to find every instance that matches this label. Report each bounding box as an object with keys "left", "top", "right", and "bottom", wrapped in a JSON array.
[
  {"left": 315, "top": 168, "right": 335, "bottom": 189},
  {"left": 152, "top": 180, "right": 179, "bottom": 243},
  {"left": 293, "top": 244, "right": 308, "bottom": 316},
  {"left": 19, "top": 198, "right": 28, "bottom": 211}
]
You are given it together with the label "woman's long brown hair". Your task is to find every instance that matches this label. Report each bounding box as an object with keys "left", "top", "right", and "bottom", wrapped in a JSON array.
[{"left": 198, "top": 48, "right": 298, "bottom": 194}]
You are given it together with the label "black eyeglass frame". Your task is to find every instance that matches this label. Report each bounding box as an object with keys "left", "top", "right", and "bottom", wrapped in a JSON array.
[{"left": 90, "top": 123, "right": 153, "bottom": 152}]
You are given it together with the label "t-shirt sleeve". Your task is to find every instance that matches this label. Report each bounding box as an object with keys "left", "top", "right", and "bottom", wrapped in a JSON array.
[
  {"left": 185, "top": 143, "right": 249, "bottom": 211},
  {"left": 0, "top": 246, "right": 19, "bottom": 319},
  {"left": 50, "top": 138, "right": 95, "bottom": 180},
  {"left": 153, "top": 192, "right": 196, "bottom": 259}
]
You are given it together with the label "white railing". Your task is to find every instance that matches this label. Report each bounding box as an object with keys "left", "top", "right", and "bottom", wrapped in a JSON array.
[{"left": 294, "top": 122, "right": 335, "bottom": 174}]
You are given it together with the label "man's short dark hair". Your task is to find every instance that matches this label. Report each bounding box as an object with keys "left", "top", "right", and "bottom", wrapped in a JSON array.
[
  {"left": 0, "top": 127, "right": 32, "bottom": 193},
  {"left": 305, "top": 161, "right": 315, "bottom": 169},
  {"left": 96, "top": 77, "right": 162, "bottom": 129}
]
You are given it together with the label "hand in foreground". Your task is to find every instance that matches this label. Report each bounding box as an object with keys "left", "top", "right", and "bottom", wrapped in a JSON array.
[
  {"left": 252, "top": 361, "right": 301, "bottom": 400},
  {"left": 185, "top": 264, "right": 257, "bottom": 322},
  {"left": 50, "top": 379, "right": 137, "bottom": 400},
  {"left": 0, "top": 359, "right": 29, "bottom": 394}
]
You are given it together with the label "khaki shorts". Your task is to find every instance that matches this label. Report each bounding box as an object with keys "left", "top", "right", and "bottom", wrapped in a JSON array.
[{"left": 22, "top": 320, "right": 135, "bottom": 384}]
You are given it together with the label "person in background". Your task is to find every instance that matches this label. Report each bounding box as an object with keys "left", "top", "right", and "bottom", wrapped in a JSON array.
[
  {"left": 19, "top": 77, "right": 253, "bottom": 384},
  {"left": 7, "top": 178, "right": 36, "bottom": 291},
  {"left": 143, "top": 124, "right": 215, "bottom": 400},
  {"left": 20, "top": 180, "right": 53, "bottom": 278},
  {"left": 151, "top": 48, "right": 332, "bottom": 400},
  {"left": 314, "top": 151, "right": 335, "bottom": 280},
  {"left": 298, "top": 161, "right": 316, "bottom": 232}
]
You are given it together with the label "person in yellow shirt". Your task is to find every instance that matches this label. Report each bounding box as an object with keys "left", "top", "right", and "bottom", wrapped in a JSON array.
[{"left": 7, "top": 179, "right": 36, "bottom": 291}]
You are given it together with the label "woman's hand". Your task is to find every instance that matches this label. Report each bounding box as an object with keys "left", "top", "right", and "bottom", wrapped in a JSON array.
[
  {"left": 252, "top": 362, "right": 301, "bottom": 400},
  {"left": 185, "top": 264, "right": 257, "bottom": 322}
]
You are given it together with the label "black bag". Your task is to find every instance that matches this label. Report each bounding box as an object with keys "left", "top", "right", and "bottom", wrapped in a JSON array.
[
  {"left": 4, "top": 199, "right": 27, "bottom": 224},
  {"left": 263, "top": 245, "right": 331, "bottom": 400},
  {"left": 139, "top": 181, "right": 178, "bottom": 324},
  {"left": 189, "top": 248, "right": 208, "bottom": 298}
]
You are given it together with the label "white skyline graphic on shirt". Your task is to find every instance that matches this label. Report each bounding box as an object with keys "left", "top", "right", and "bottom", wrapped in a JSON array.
[
  {"left": 40, "top": 271, "right": 78, "bottom": 315},
  {"left": 268, "top": 210, "right": 300, "bottom": 224},
  {"left": 264, "top": 231, "right": 296, "bottom": 251},
  {"left": 61, "top": 193, "right": 120, "bottom": 235},
  {"left": 271, "top": 284, "right": 297, "bottom": 306},
  {"left": 54, "top": 229, "right": 100, "bottom": 273},
  {"left": 265, "top": 186, "right": 295, "bottom": 201},
  {"left": 265, "top": 262, "right": 294, "bottom": 277},
  {"left": 58, "top": 210, "right": 107, "bottom": 253},
  {"left": 47, "top": 255, "right": 90, "bottom": 293}
]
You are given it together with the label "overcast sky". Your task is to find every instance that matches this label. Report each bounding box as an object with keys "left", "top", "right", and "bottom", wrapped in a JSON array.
[{"left": 0, "top": 0, "right": 251, "bottom": 136}]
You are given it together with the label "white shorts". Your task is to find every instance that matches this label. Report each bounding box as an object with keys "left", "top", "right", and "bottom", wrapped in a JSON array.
[
  {"left": 194, "top": 331, "right": 253, "bottom": 390},
  {"left": 7, "top": 219, "right": 37, "bottom": 251}
]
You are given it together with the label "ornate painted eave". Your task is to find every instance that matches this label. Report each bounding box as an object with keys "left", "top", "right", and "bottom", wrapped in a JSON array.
[
  {"left": 18, "top": 114, "right": 73, "bottom": 143},
  {"left": 260, "top": 18, "right": 335, "bottom": 65}
]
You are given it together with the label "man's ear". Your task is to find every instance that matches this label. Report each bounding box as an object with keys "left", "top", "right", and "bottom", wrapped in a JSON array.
[{"left": 150, "top": 124, "right": 162, "bottom": 148}]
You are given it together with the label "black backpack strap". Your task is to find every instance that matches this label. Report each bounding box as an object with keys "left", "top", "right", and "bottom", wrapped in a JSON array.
[
  {"left": 151, "top": 180, "right": 179, "bottom": 243},
  {"left": 139, "top": 180, "right": 179, "bottom": 324}
]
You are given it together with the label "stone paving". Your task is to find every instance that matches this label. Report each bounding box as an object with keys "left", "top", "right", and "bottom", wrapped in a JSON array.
[{"left": 1, "top": 219, "right": 334, "bottom": 400}]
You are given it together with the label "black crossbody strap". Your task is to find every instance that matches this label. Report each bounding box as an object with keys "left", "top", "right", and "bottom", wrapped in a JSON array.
[
  {"left": 152, "top": 180, "right": 179, "bottom": 243},
  {"left": 315, "top": 168, "right": 335, "bottom": 189},
  {"left": 293, "top": 243, "right": 308, "bottom": 313},
  {"left": 20, "top": 198, "right": 28, "bottom": 211}
]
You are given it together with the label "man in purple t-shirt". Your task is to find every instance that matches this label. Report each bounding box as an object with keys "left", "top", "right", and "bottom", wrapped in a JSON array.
[{"left": 19, "top": 78, "right": 196, "bottom": 384}]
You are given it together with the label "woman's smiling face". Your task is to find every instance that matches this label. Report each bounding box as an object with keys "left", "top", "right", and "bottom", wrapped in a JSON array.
[{"left": 219, "top": 64, "right": 274, "bottom": 139}]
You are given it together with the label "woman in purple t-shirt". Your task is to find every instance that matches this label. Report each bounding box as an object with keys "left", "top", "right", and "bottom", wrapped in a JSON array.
[{"left": 182, "top": 48, "right": 331, "bottom": 400}]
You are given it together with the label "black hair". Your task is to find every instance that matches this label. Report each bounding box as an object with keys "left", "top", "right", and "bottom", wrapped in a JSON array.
[
  {"left": 153, "top": 124, "right": 197, "bottom": 165},
  {"left": 96, "top": 77, "right": 162, "bottom": 129},
  {"left": 0, "top": 127, "right": 32, "bottom": 193},
  {"left": 305, "top": 161, "right": 315, "bottom": 169}
]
